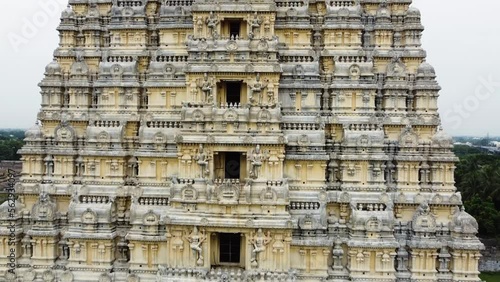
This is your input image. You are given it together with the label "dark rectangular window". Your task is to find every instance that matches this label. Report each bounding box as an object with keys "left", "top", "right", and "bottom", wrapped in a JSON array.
[
  {"left": 219, "top": 233, "right": 241, "bottom": 263},
  {"left": 224, "top": 152, "right": 241, "bottom": 179},
  {"left": 226, "top": 82, "right": 241, "bottom": 104},
  {"left": 230, "top": 22, "right": 241, "bottom": 38}
]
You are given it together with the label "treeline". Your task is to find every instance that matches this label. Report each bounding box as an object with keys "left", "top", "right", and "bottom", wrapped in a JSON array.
[
  {"left": 453, "top": 145, "right": 500, "bottom": 238},
  {"left": 0, "top": 129, "right": 25, "bottom": 161}
]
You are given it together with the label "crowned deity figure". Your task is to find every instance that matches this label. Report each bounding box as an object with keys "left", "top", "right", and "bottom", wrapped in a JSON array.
[
  {"left": 206, "top": 12, "right": 219, "bottom": 37},
  {"left": 194, "top": 144, "right": 210, "bottom": 179},
  {"left": 249, "top": 145, "right": 265, "bottom": 179},
  {"left": 249, "top": 229, "right": 272, "bottom": 267},
  {"left": 199, "top": 73, "right": 214, "bottom": 104},
  {"left": 186, "top": 227, "right": 207, "bottom": 266}
]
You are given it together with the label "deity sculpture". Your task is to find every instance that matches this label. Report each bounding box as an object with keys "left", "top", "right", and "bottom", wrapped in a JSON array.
[
  {"left": 385, "top": 160, "right": 397, "bottom": 187},
  {"left": 250, "top": 12, "right": 262, "bottom": 30},
  {"left": 249, "top": 145, "right": 265, "bottom": 179},
  {"left": 186, "top": 227, "right": 207, "bottom": 266},
  {"left": 117, "top": 237, "right": 130, "bottom": 263},
  {"left": 206, "top": 12, "right": 219, "bottom": 37},
  {"left": 195, "top": 16, "right": 204, "bottom": 37},
  {"left": 194, "top": 144, "right": 209, "bottom": 179},
  {"left": 332, "top": 237, "right": 344, "bottom": 271},
  {"left": 250, "top": 74, "right": 267, "bottom": 105},
  {"left": 328, "top": 158, "right": 340, "bottom": 184},
  {"left": 267, "top": 90, "right": 275, "bottom": 106},
  {"left": 206, "top": 179, "right": 215, "bottom": 201},
  {"left": 249, "top": 228, "right": 272, "bottom": 267},
  {"left": 59, "top": 238, "right": 70, "bottom": 260},
  {"left": 265, "top": 81, "right": 276, "bottom": 106},
  {"left": 315, "top": 113, "right": 326, "bottom": 130},
  {"left": 199, "top": 73, "right": 214, "bottom": 104}
]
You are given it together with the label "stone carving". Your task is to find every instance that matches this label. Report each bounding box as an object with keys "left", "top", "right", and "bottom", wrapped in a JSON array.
[
  {"left": 223, "top": 109, "right": 238, "bottom": 122},
  {"left": 260, "top": 187, "right": 277, "bottom": 202},
  {"left": 32, "top": 191, "right": 56, "bottom": 221},
  {"left": 412, "top": 201, "right": 437, "bottom": 233},
  {"left": 194, "top": 145, "right": 210, "bottom": 179},
  {"left": 195, "top": 16, "right": 204, "bottom": 37},
  {"left": 205, "top": 12, "right": 219, "bottom": 37},
  {"left": 42, "top": 270, "right": 55, "bottom": 282},
  {"left": 451, "top": 206, "right": 480, "bottom": 234},
  {"left": 98, "top": 273, "right": 112, "bottom": 282},
  {"left": 181, "top": 185, "right": 198, "bottom": 201},
  {"left": 18, "top": 1, "right": 484, "bottom": 280},
  {"left": 257, "top": 38, "right": 269, "bottom": 51},
  {"left": 186, "top": 227, "right": 207, "bottom": 266},
  {"left": 215, "top": 181, "right": 240, "bottom": 203},
  {"left": 143, "top": 210, "right": 159, "bottom": 226},
  {"left": 60, "top": 271, "right": 73, "bottom": 282},
  {"left": 257, "top": 109, "right": 272, "bottom": 123},
  {"left": 249, "top": 229, "right": 272, "bottom": 267},
  {"left": 385, "top": 160, "right": 397, "bottom": 187},
  {"left": 387, "top": 56, "right": 407, "bottom": 78},
  {"left": 297, "top": 134, "right": 310, "bottom": 147},
  {"left": 332, "top": 238, "right": 345, "bottom": 271},
  {"left": 198, "top": 73, "right": 214, "bottom": 104},
  {"left": 226, "top": 40, "right": 238, "bottom": 51},
  {"left": 249, "top": 74, "right": 268, "bottom": 105},
  {"left": 23, "top": 269, "right": 36, "bottom": 282},
  {"left": 449, "top": 193, "right": 461, "bottom": 205},
  {"left": 55, "top": 122, "right": 75, "bottom": 142},
  {"left": 245, "top": 64, "right": 255, "bottom": 72},
  {"left": 249, "top": 145, "right": 265, "bottom": 179},
  {"left": 81, "top": 208, "right": 97, "bottom": 224},
  {"left": 399, "top": 125, "right": 419, "bottom": 147},
  {"left": 438, "top": 244, "right": 451, "bottom": 272},
  {"left": 58, "top": 232, "right": 70, "bottom": 260},
  {"left": 174, "top": 135, "right": 184, "bottom": 143},
  {"left": 250, "top": 12, "right": 262, "bottom": 31},
  {"left": 127, "top": 274, "right": 139, "bottom": 282}
]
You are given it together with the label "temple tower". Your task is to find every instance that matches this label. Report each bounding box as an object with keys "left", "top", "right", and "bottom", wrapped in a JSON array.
[{"left": 0, "top": 0, "right": 484, "bottom": 281}]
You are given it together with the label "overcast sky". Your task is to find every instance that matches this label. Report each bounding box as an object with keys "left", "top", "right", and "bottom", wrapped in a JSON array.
[{"left": 0, "top": 0, "right": 499, "bottom": 136}]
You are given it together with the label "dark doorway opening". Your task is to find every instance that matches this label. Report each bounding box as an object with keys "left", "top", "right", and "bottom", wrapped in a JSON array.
[
  {"left": 219, "top": 233, "right": 241, "bottom": 264},
  {"left": 226, "top": 82, "right": 241, "bottom": 104},
  {"left": 229, "top": 22, "right": 241, "bottom": 38},
  {"left": 224, "top": 152, "right": 241, "bottom": 179}
]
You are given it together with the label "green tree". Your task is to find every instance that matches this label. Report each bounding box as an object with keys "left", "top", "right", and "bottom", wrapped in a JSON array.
[
  {"left": 0, "top": 139, "right": 24, "bottom": 161},
  {"left": 464, "top": 195, "right": 500, "bottom": 237},
  {"left": 454, "top": 148, "right": 500, "bottom": 238}
]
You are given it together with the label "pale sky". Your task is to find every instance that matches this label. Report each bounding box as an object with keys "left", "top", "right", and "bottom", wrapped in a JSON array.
[{"left": 0, "top": 0, "right": 499, "bottom": 136}]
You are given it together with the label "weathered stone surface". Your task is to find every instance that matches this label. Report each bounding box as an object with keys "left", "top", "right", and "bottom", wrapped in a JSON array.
[{"left": 2, "top": 0, "right": 484, "bottom": 281}]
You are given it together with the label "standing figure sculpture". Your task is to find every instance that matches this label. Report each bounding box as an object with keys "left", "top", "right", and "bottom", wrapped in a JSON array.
[
  {"left": 249, "top": 229, "right": 272, "bottom": 267},
  {"left": 249, "top": 145, "right": 265, "bottom": 179},
  {"left": 265, "top": 80, "right": 276, "bottom": 106},
  {"left": 385, "top": 160, "right": 397, "bottom": 188},
  {"left": 195, "top": 16, "right": 204, "bottom": 37},
  {"left": 194, "top": 144, "right": 209, "bottom": 179},
  {"left": 250, "top": 12, "right": 262, "bottom": 31},
  {"left": 250, "top": 74, "right": 267, "bottom": 105},
  {"left": 206, "top": 12, "right": 219, "bottom": 37},
  {"left": 186, "top": 227, "right": 207, "bottom": 266},
  {"left": 200, "top": 73, "right": 214, "bottom": 104}
]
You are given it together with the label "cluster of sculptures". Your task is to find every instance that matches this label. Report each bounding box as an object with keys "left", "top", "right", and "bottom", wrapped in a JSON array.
[
  {"left": 197, "top": 73, "right": 275, "bottom": 107},
  {"left": 182, "top": 226, "right": 272, "bottom": 268},
  {"left": 194, "top": 145, "right": 267, "bottom": 180}
]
